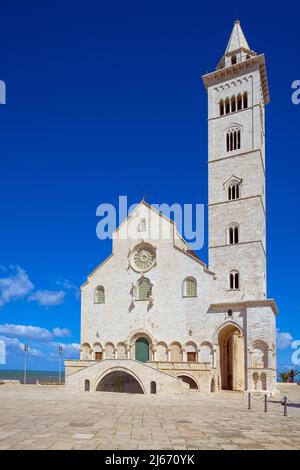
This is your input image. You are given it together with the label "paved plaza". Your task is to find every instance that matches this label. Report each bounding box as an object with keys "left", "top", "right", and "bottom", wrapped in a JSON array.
[{"left": 0, "top": 384, "right": 300, "bottom": 450}]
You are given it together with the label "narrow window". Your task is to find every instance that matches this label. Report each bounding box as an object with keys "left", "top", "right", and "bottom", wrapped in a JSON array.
[
  {"left": 230, "top": 131, "right": 233, "bottom": 151},
  {"left": 237, "top": 129, "right": 241, "bottom": 149},
  {"left": 229, "top": 271, "right": 239, "bottom": 290},
  {"left": 243, "top": 92, "right": 248, "bottom": 109},
  {"left": 234, "top": 226, "right": 239, "bottom": 243},
  {"left": 233, "top": 130, "right": 237, "bottom": 150},
  {"left": 231, "top": 184, "right": 236, "bottom": 200},
  {"left": 219, "top": 100, "right": 224, "bottom": 116},
  {"left": 226, "top": 132, "right": 230, "bottom": 152},
  {"left": 228, "top": 185, "right": 232, "bottom": 200},
  {"left": 237, "top": 94, "right": 242, "bottom": 110},
  {"left": 231, "top": 96, "right": 236, "bottom": 113},
  {"left": 231, "top": 55, "right": 237, "bottom": 65},
  {"left": 84, "top": 379, "right": 90, "bottom": 392},
  {"left": 150, "top": 381, "right": 157, "bottom": 394},
  {"left": 95, "top": 286, "right": 105, "bottom": 304},
  {"left": 225, "top": 98, "right": 230, "bottom": 114},
  {"left": 228, "top": 225, "right": 239, "bottom": 244},
  {"left": 227, "top": 309, "right": 233, "bottom": 317}
]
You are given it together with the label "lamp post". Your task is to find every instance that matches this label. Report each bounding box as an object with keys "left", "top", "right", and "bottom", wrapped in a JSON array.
[
  {"left": 23, "top": 344, "right": 28, "bottom": 385},
  {"left": 58, "top": 346, "right": 63, "bottom": 384}
]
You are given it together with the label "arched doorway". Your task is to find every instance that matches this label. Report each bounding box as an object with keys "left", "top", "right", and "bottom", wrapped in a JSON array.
[
  {"left": 96, "top": 371, "right": 144, "bottom": 394},
  {"left": 218, "top": 324, "right": 244, "bottom": 391},
  {"left": 177, "top": 375, "right": 198, "bottom": 390},
  {"left": 135, "top": 337, "right": 149, "bottom": 363}
]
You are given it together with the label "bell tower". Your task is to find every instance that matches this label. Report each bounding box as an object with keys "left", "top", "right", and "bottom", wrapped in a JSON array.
[{"left": 202, "top": 20, "right": 269, "bottom": 301}]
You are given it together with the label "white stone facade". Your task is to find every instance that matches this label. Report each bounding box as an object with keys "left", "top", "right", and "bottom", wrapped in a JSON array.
[{"left": 65, "top": 21, "right": 278, "bottom": 395}]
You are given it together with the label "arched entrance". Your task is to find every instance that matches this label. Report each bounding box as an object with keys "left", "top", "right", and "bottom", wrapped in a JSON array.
[
  {"left": 177, "top": 375, "right": 198, "bottom": 390},
  {"left": 135, "top": 337, "right": 149, "bottom": 363},
  {"left": 96, "top": 371, "right": 144, "bottom": 394},
  {"left": 218, "top": 323, "right": 244, "bottom": 391}
]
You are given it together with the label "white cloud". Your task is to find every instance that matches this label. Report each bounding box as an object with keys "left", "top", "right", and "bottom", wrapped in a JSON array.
[
  {"left": 276, "top": 328, "right": 293, "bottom": 350},
  {"left": 27, "top": 290, "right": 65, "bottom": 307},
  {"left": 0, "top": 324, "right": 52, "bottom": 341},
  {"left": 0, "top": 265, "right": 34, "bottom": 307},
  {"left": 0, "top": 335, "right": 43, "bottom": 357},
  {"left": 52, "top": 327, "right": 71, "bottom": 338}
]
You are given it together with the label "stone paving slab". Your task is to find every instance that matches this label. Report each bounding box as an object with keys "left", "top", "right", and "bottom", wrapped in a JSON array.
[{"left": 0, "top": 384, "right": 299, "bottom": 450}]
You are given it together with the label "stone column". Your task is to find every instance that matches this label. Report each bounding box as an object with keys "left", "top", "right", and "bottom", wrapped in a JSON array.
[
  {"left": 167, "top": 348, "right": 171, "bottom": 362},
  {"left": 267, "top": 349, "right": 273, "bottom": 369},
  {"left": 182, "top": 348, "right": 187, "bottom": 362},
  {"left": 197, "top": 348, "right": 201, "bottom": 363},
  {"left": 212, "top": 348, "right": 217, "bottom": 368}
]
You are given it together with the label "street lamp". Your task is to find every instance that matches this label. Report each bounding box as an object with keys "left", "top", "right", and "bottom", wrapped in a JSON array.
[
  {"left": 58, "top": 346, "right": 63, "bottom": 384},
  {"left": 23, "top": 344, "right": 29, "bottom": 385}
]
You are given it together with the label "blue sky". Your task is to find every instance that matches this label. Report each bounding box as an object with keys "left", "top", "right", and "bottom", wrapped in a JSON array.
[{"left": 0, "top": 0, "right": 299, "bottom": 371}]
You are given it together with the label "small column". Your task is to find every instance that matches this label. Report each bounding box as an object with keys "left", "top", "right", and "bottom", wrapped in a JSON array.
[
  {"left": 212, "top": 348, "right": 217, "bottom": 368},
  {"left": 247, "top": 349, "right": 253, "bottom": 368},
  {"left": 267, "top": 349, "right": 273, "bottom": 369},
  {"left": 196, "top": 348, "right": 201, "bottom": 363},
  {"left": 126, "top": 345, "right": 131, "bottom": 359},
  {"left": 167, "top": 348, "right": 171, "bottom": 362},
  {"left": 182, "top": 348, "right": 187, "bottom": 362}
]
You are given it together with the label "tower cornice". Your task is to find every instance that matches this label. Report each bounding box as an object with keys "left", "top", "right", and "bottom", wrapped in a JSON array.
[{"left": 202, "top": 54, "right": 270, "bottom": 105}]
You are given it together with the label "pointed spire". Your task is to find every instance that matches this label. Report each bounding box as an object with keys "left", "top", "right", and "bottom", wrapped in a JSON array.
[
  {"left": 225, "top": 20, "right": 250, "bottom": 54},
  {"left": 215, "top": 20, "right": 256, "bottom": 70}
]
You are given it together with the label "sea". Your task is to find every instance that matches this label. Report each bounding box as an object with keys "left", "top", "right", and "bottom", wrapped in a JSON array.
[{"left": 0, "top": 369, "right": 65, "bottom": 384}]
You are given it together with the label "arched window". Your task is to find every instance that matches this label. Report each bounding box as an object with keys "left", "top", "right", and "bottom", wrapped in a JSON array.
[
  {"left": 137, "top": 278, "right": 152, "bottom": 301},
  {"left": 183, "top": 277, "right": 197, "bottom": 297},
  {"left": 94, "top": 286, "right": 105, "bottom": 304},
  {"left": 228, "top": 224, "right": 239, "bottom": 244},
  {"left": 226, "top": 128, "right": 241, "bottom": 152},
  {"left": 229, "top": 271, "right": 240, "bottom": 290},
  {"left": 150, "top": 381, "right": 157, "bottom": 394},
  {"left": 231, "top": 96, "right": 236, "bottom": 113},
  {"left": 219, "top": 99, "right": 224, "bottom": 116},
  {"left": 231, "top": 55, "right": 237, "bottom": 65},
  {"left": 237, "top": 94, "right": 242, "bottom": 110},
  {"left": 84, "top": 379, "right": 90, "bottom": 392},
  {"left": 225, "top": 98, "right": 230, "bottom": 114},
  {"left": 243, "top": 92, "right": 248, "bottom": 109},
  {"left": 228, "top": 181, "right": 240, "bottom": 201}
]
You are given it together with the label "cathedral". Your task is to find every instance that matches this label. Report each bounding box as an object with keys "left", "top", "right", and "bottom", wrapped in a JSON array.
[{"left": 65, "top": 21, "right": 278, "bottom": 394}]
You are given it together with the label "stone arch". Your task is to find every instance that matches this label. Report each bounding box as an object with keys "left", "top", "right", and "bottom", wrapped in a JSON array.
[
  {"left": 176, "top": 374, "right": 199, "bottom": 390},
  {"left": 93, "top": 342, "right": 103, "bottom": 361},
  {"left": 185, "top": 341, "right": 197, "bottom": 362},
  {"left": 169, "top": 341, "right": 183, "bottom": 362},
  {"left": 129, "top": 330, "right": 153, "bottom": 362},
  {"left": 213, "top": 321, "right": 243, "bottom": 344},
  {"left": 116, "top": 342, "right": 127, "bottom": 359},
  {"left": 81, "top": 342, "right": 91, "bottom": 360},
  {"left": 104, "top": 342, "right": 115, "bottom": 359},
  {"left": 200, "top": 341, "right": 213, "bottom": 363},
  {"left": 156, "top": 341, "right": 168, "bottom": 361},
  {"left": 251, "top": 340, "right": 269, "bottom": 368},
  {"left": 96, "top": 367, "right": 146, "bottom": 394},
  {"left": 218, "top": 323, "right": 245, "bottom": 391}
]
